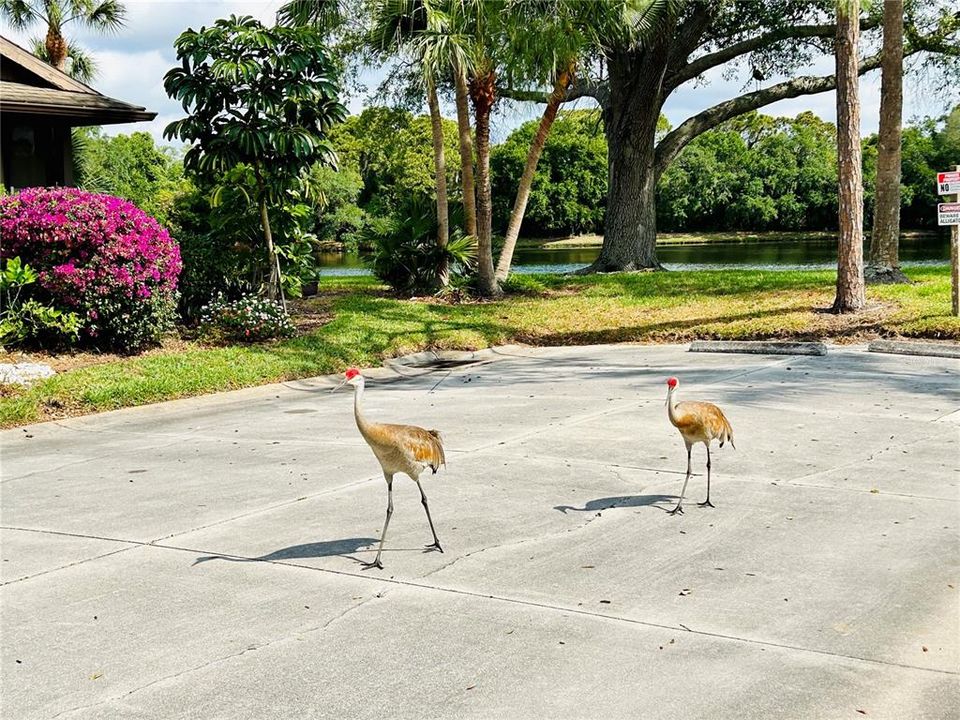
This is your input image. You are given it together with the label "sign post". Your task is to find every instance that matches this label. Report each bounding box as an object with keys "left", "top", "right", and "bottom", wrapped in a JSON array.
[{"left": 938, "top": 167, "right": 960, "bottom": 316}]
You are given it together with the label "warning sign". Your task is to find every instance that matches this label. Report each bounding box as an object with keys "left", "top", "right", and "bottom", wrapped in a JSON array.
[
  {"left": 938, "top": 171, "right": 960, "bottom": 194},
  {"left": 938, "top": 202, "right": 960, "bottom": 226}
]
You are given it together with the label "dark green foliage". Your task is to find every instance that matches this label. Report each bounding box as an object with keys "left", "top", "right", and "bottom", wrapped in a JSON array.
[
  {"left": 306, "top": 164, "right": 367, "bottom": 249},
  {"left": 167, "top": 187, "right": 254, "bottom": 321},
  {"left": 658, "top": 112, "right": 838, "bottom": 232},
  {"left": 72, "top": 129, "right": 187, "bottom": 224},
  {"left": 492, "top": 110, "right": 607, "bottom": 236},
  {"left": 163, "top": 16, "right": 347, "bottom": 190},
  {"left": 330, "top": 106, "right": 460, "bottom": 216},
  {"left": 491, "top": 107, "right": 956, "bottom": 236},
  {"left": 366, "top": 195, "right": 476, "bottom": 295}
]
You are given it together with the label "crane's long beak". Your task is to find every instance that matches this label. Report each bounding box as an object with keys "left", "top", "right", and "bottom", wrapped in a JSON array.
[{"left": 330, "top": 377, "right": 348, "bottom": 393}]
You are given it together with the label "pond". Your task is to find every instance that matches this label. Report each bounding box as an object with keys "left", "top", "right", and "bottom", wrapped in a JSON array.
[{"left": 316, "top": 232, "right": 952, "bottom": 276}]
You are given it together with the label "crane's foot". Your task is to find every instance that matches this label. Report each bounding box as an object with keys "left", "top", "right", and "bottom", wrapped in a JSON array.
[
  {"left": 697, "top": 500, "right": 715, "bottom": 508},
  {"left": 361, "top": 558, "right": 384, "bottom": 570},
  {"left": 667, "top": 505, "right": 684, "bottom": 516},
  {"left": 424, "top": 541, "right": 444, "bottom": 554}
]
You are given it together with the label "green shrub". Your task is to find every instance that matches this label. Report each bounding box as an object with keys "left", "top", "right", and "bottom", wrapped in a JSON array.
[
  {"left": 365, "top": 196, "right": 476, "bottom": 295},
  {"left": 0, "top": 257, "right": 82, "bottom": 349},
  {"left": 0, "top": 188, "right": 181, "bottom": 352},
  {"left": 199, "top": 293, "right": 296, "bottom": 342}
]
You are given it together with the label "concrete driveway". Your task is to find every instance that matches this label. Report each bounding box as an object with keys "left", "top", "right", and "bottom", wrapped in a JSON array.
[{"left": 2, "top": 343, "right": 958, "bottom": 719}]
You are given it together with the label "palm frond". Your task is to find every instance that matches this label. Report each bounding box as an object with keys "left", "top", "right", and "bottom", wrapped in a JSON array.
[
  {"left": 0, "top": 0, "right": 38, "bottom": 31},
  {"left": 277, "top": 0, "right": 345, "bottom": 31},
  {"left": 84, "top": 0, "right": 126, "bottom": 32},
  {"left": 65, "top": 42, "right": 97, "bottom": 81}
]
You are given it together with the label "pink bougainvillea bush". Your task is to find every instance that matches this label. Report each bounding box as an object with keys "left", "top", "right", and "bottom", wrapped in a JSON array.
[{"left": 0, "top": 187, "right": 182, "bottom": 351}]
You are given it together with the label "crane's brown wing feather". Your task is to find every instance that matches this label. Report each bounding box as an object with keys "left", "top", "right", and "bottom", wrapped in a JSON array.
[
  {"left": 674, "top": 401, "right": 734, "bottom": 446},
  {"left": 378, "top": 424, "right": 445, "bottom": 472}
]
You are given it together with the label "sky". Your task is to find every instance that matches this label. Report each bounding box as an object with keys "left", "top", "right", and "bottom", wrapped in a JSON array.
[{"left": 2, "top": 0, "right": 954, "bottom": 146}]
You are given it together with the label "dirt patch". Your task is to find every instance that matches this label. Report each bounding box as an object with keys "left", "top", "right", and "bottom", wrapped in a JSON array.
[{"left": 0, "top": 336, "right": 198, "bottom": 374}]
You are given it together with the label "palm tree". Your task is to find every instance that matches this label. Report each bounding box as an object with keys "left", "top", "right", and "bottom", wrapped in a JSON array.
[
  {"left": 0, "top": 0, "right": 126, "bottom": 82},
  {"left": 368, "top": 0, "right": 472, "bottom": 287},
  {"left": 833, "top": 0, "right": 866, "bottom": 312},
  {"left": 865, "top": 0, "right": 908, "bottom": 284}
]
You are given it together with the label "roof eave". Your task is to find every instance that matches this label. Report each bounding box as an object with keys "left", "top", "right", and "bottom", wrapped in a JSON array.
[{"left": 1, "top": 102, "right": 157, "bottom": 125}]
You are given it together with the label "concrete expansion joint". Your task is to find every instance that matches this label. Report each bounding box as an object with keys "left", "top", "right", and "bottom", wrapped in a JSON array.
[{"left": 47, "top": 589, "right": 392, "bottom": 719}]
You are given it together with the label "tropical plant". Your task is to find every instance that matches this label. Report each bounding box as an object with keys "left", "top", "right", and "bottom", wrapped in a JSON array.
[
  {"left": 366, "top": 194, "right": 476, "bottom": 295},
  {"left": 163, "top": 15, "right": 347, "bottom": 305},
  {"left": 0, "top": 188, "right": 181, "bottom": 350},
  {"left": 0, "top": 0, "right": 126, "bottom": 82}
]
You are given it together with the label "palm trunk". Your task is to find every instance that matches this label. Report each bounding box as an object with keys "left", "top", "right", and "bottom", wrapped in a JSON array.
[
  {"left": 45, "top": 26, "right": 68, "bottom": 72},
  {"left": 495, "top": 69, "right": 571, "bottom": 282},
  {"left": 832, "top": 0, "right": 866, "bottom": 313},
  {"left": 469, "top": 69, "right": 500, "bottom": 297},
  {"left": 453, "top": 61, "right": 477, "bottom": 239},
  {"left": 426, "top": 75, "right": 450, "bottom": 287},
  {"left": 865, "top": 0, "right": 907, "bottom": 284}
]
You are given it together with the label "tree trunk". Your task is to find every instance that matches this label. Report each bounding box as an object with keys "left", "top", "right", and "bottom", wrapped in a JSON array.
[
  {"left": 469, "top": 69, "right": 500, "bottom": 297},
  {"left": 453, "top": 61, "right": 477, "bottom": 239},
  {"left": 45, "top": 26, "right": 68, "bottom": 72},
  {"left": 832, "top": 0, "right": 866, "bottom": 313},
  {"left": 258, "top": 196, "right": 282, "bottom": 306},
  {"left": 495, "top": 68, "right": 571, "bottom": 282},
  {"left": 586, "top": 53, "right": 665, "bottom": 273},
  {"left": 426, "top": 76, "right": 450, "bottom": 287},
  {"left": 866, "top": 0, "right": 908, "bottom": 285}
]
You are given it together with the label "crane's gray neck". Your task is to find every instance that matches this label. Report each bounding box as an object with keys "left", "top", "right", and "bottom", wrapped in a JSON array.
[
  {"left": 353, "top": 381, "right": 373, "bottom": 435},
  {"left": 666, "top": 386, "right": 680, "bottom": 424}
]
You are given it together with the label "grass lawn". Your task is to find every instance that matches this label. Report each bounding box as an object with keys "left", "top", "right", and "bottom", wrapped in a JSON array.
[{"left": 2, "top": 266, "right": 957, "bottom": 428}]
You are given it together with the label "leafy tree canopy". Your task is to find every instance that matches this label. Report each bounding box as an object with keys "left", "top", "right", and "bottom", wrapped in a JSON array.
[{"left": 163, "top": 14, "right": 347, "bottom": 201}]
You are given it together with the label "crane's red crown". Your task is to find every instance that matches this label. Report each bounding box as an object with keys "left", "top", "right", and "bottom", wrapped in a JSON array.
[
  {"left": 345, "top": 368, "right": 360, "bottom": 380},
  {"left": 666, "top": 377, "right": 679, "bottom": 388}
]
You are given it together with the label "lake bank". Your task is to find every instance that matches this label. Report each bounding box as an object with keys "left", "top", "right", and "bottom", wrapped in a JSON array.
[
  {"left": 317, "top": 230, "right": 951, "bottom": 275},
  {"left": 537, "top": 229, "right": 942, "bottom": 248}
]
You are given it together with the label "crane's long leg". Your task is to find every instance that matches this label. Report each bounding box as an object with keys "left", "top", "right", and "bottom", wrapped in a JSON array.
[
  {"left": 365, "top": 474, "right": 393, "bottom": 569},
  {"left": 415, "top": 477, "right": 443, "bottom": 553},
  {"left": 698, "top": 445, "right": 715, "bottom": 508},
  {"left": 668, "top": 445, "right": 693, "bottom": 515}
]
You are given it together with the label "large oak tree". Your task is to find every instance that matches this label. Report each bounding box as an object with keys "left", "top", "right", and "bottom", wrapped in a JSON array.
[{"left": 503, "top": 0, "right": 958, "bottom": 273}]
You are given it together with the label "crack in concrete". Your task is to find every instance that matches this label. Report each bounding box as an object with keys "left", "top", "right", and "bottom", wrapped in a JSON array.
[
  {"left": 47, "top": 593, "right": 385, "bottom": 720},
  {"left": 0, "top": 544, "right": 137, "bottom": 587},
  {"left": 0, "top": 438, "right": 188, "bottom": 485}
]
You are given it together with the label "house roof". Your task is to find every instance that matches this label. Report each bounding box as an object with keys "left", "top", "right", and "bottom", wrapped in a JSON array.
[{"left": 0, "top": 35, "right": 156, "bottom": 125}]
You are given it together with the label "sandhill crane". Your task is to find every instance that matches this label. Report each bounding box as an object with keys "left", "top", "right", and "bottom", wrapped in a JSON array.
[
  {"left": 665, "top": 376, "right": 735, "bottom": 515},
  {"left": 333, "top": 368, "right": 446, "bottom": 569}
]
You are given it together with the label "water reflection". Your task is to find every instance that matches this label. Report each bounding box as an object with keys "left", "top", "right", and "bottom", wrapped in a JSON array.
[{"left": 317, "top": 234, "right": 951, "bottom": 276}]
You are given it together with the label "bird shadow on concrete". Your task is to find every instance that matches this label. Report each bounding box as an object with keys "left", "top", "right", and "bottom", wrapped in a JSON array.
[
  {"left": 191, "top": 537, "right": 379, "bottom": 567},
  {"left": 554, "top": 494, "right": 676, "bottom": 515}
]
